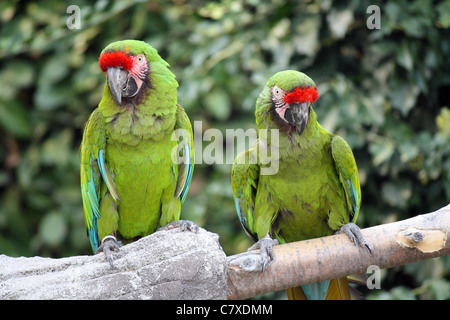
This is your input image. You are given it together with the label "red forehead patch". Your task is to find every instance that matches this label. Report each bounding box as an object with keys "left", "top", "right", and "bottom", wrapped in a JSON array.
[
  {"left": 283, "top": 87, "right": 318, "bottom": 104},
  {"left": 99, "top": 51, "right": 133, "bottom": 73}
]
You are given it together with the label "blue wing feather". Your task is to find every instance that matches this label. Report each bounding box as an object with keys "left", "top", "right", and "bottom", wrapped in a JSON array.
[
  {"left": 82, "top": 150, "right": 120, "bottom": 252},
  {"left": 348, "top": 180, "right": 359, "bottom": 222},
  {"left": 180, "top": 144, "right": 193, "bottom": 205},
  {"left": 98, "top": 149, "right": 120, "bottom": 202},
  {"left": 82, "top": 157, "right": 101, "bottom": 252}
]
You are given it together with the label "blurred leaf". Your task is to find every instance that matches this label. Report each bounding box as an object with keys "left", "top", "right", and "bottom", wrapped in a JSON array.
[
  {"left": 398, "top": 141, "right": 419, "bottom": 164},
  {"left": 34, "top": 83, "right": 72, "bottom": 110},
  {"left": 38, "top": 54, "right": 69, "bottom": 86},
  {"left": 436, "top": 107, "right": 450, "bottom": 136},
  {"left": 41, "top": 129, "right": 73, "bottom": 166},
  {"left": 0, "top": 99, "right": 31, "bottom": 137},
  {"left": 396, "top": 41, "right": 413, "bottom": 72},
  {"left": 0, "top": 59, "right": 34, "bottom": 88},
  {"left": 326, "top": 9, "right": 353, "bottom": 39},
  {"left": 425, "top": 279, "right": 450, "bottom": 300},
  {"left": 436, "top": 1, "right": 450, "bottom": 28},
  {"left": 390, "top": 286, "right": 416, "bottom": 300},
  {"left": 39, "top": 211, "right": 67, "bottom": 247},
  {"left": 293, "top": 16, "right": 320, "bottom": 57},
  {"left": 389, "top": 80, "right": 420, "bottom": 116},
  {"left": 381, "top": 181, "right": 412, "bottom": 208},
  {"left": 203, "top": 88, "right": 231, "bottom": 120},
  {"left": 0, "top": 60, "right": 34, "bottom": 99},
  {"left": 369, "top": 138, "right": 395, "bottom": 166}
]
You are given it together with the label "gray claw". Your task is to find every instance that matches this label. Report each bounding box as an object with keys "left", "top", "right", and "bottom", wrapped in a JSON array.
[
  {"left": 95, "top": 235, "right": 123, "bottom": 267},
  {"left": 158, "top": 220, "right": 199, "bottom": 233},
  {"left": 337, "top": 223, "right": 372, "bottom": 254},
  {"left": 248, "top": 234, "right": 279, "bottom": 272}
]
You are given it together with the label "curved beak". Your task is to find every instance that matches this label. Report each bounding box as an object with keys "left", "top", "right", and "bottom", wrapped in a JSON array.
[
  {"left": 107, "top": 67, "right": 129, "bottom": 106},
  {"left": 284, "top": 102, "right": 310, "bottom": 135}
]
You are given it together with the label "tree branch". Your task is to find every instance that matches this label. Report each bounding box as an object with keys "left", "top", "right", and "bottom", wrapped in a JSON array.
[
  {"left": 226, "top": 204, "right": 450, "bottom": 300},
  {"left": 0, "top": 228, "right": 227, "bottom": 300},
  {"left": 1, "top": 206, "right": 448, "bottom": 300}
]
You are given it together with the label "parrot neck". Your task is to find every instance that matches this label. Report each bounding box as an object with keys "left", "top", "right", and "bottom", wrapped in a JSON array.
[
  {"left": 285, "top": 108, "right": 321, "bottom": 155},
  {"left": 288, "top": 107, "right": 321, "bottom": 149},
  {"left": 98, "top": 83, "right": 177, "bottom": 146},
  {"left": 296, "top": 107, "right": 320, "bottom": 142},
  {"left": 258, "top": 107, "right": 324, "bottom": 161}
]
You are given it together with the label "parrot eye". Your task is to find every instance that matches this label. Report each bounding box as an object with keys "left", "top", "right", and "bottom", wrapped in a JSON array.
[
  {"left": 137, "top": 54, "right": 145, "bottom": 63},
  {"left": 272, "top": 85, "right": 285, "bottom": 101}
]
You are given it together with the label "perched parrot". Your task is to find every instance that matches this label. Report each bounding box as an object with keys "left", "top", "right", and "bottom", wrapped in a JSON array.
[
  {"left": 80, "top": 40, "right": 195, "bottom": 265},
  {"left": 231, "top": 70, "right": 371, "bottom": 300}
]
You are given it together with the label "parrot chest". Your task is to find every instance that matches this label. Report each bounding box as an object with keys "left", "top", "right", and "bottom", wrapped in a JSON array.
[
  {"left": 104, "top": 136, "right": 177, "bottom": 237},
  {"left": 104, "top": 107, "right": 177, "bottom": 146},
  {"left": 258, "top": 144, "right": 347, "bottom": 242}
]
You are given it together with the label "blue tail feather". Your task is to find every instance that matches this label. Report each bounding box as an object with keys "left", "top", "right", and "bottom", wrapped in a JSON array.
[{"left": 301, "top": 280, "right": 330, "bottom": 300}]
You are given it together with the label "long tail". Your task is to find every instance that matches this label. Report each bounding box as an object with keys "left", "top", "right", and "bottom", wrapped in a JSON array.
[{"left": 287, "top": 277, "right": 363, "bottom": 300}]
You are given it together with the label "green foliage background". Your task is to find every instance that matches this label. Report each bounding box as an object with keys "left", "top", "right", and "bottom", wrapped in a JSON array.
[{"left": 0, "top": 0, "right": 449, "bottom": 299}]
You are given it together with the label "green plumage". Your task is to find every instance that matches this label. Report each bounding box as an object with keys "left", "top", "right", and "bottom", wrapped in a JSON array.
[
  {"left": 80, "top": 40, "right": 194, "bottom": 252},
  {"left": 232, "top": 70, "right": 361, "bottom": 299}
]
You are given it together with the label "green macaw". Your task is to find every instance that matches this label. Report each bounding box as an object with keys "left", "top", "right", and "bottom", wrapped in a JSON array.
[
  {"left": 231, "top": 70, "right": 370, "bottom": 300},
  {"left": 80, "top": 40, "right": 195, "bottom": 265}
]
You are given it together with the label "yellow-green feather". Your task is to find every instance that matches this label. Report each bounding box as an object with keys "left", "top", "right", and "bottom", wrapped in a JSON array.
[
  {"left": 231, "top": 70, "right": 362, "bottom": 300},
  {"left": 80, "top": 40, "right": 193, "bottom": 252}
]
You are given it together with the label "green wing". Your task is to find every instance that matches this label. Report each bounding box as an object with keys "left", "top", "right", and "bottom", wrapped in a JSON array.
[
  {"left": 331, "top": 135, "right": 361, "bottom": 223},
  {"left": 173, "top": 104, "right": 194, "bottom": 205},
  {"left": 231, "top": 149, "right": 260, "bottom": 242},
  {"left": 80, "top": 109, "right": 119, "bottom": 252}
]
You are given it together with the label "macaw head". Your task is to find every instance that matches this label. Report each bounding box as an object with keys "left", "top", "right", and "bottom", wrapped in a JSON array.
[
  {"left": 98, "top": 40, "right": 174, "bottom": 107},
  {"left": 257, "top": 70, "right": 318, "bottom": 136}
]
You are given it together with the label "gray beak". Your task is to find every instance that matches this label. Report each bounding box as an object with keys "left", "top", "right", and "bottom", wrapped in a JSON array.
[
  {"left": 107, "top": 67, "right": 129, "bottom": 106},
  {"left": 284, "top": 102, "right": 310, "bottom": 135}
]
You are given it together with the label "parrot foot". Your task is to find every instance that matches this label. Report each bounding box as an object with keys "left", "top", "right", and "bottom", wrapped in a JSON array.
[
  {"left": 158, "top": 220, "right": 199, "bottom": 233},
  {"left": 337, "top": 223, "right": 372, "bottom": 254},
  {"left": 95, "top": 235, "right": 123, "bottom": 267},
  {"left": 247, "top": 234, "right": 279, "bottom": 272}
]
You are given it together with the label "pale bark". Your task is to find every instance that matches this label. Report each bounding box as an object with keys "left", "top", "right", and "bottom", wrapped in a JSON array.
[{"left": 227, "top": 204, "right": 450, "bottom": 299}]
